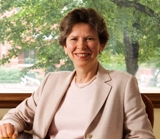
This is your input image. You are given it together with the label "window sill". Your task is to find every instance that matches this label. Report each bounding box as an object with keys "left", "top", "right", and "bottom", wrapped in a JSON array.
[
  {"left": 0, "top": 93, "right": 31, "bottom": 108},
  {"left": 0, "top": 93, "right": 160, "bottom": 108}
]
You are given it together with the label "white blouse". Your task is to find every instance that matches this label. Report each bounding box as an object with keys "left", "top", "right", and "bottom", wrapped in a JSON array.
[{"left": 47, "top": 78, "right": 97, "bottom": 139}]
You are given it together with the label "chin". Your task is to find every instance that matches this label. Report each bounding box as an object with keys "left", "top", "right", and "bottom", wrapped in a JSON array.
[{"left": 75, "top": 62, "right": 93, "bottom": 68}]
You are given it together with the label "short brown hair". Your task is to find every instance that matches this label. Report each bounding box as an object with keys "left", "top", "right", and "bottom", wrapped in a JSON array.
[{"left": 58, "top": 7, "right": 109, "bottom": 47}]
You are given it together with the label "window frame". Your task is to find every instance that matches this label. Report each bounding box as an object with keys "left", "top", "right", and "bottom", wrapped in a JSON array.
[{"left": 0, "top": 93, "right": 160, "bottom": 108}]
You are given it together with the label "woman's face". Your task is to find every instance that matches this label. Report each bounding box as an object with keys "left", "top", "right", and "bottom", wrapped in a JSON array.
[{"left": 64, "top": 23, "right": 105, "bottom": 68}]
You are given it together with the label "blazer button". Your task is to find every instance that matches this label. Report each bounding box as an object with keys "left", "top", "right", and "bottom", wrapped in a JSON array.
[{"left": 86, "top": 134, "right": 93, "bottom": 139}]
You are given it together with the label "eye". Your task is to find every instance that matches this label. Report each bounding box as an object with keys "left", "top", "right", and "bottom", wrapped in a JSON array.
[
  {"left": 70, "top": 38, "right": 77, "bottom": 41},
  {"left": 86, "top": 37, "right": 94, "bottom": 41}
]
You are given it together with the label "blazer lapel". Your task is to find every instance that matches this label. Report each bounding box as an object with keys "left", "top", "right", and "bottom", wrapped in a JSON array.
[{"left": 85, "top": 64, "right": 112, "bottom": 132}]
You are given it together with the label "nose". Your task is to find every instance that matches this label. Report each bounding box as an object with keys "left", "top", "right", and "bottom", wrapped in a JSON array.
[{"left": 77, "top": 39, "right": 87, "bottom": 49}]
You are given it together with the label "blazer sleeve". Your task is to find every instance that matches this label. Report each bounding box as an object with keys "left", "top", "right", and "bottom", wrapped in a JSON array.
[
  {"left": 0, "top": 73, "right": 51, "bottom": 132},
  {"left": 123, "top": 75, "right": 155, "bottom": 138}
]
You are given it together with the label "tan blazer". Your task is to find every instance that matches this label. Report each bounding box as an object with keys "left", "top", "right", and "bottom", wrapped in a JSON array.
[{"left": 0, "top": 64, "right": 155, "bottom": 139}]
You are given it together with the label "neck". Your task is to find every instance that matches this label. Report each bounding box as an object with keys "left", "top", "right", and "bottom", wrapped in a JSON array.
[{"left": 74, "top": 63, "right": 98, "bottom": 84}]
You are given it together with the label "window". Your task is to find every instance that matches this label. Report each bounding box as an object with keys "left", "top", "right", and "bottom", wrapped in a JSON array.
[
  {"left": 2, "top": 54, "right": 5, "bottom": 58},
  {"left": 24, "top": 50, "right": 36, "bottom": 64},
  {"left": 0, "top": 1, "right": 159, "bottom": 108}
]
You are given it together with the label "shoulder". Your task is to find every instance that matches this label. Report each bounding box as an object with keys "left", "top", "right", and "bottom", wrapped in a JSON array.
[
  {"left": 45, "top": 71, "right": 72, "bottom": 80},
  {"left": 98, "top": 64, "right": 135, "bottom": 83},
  {"left": 40, "top": 71, "right": 73, "bottom": 84},
  {"left": 107, "top": 69, "right": 137, "bottom": 84},
  {"left": 108, "top": 70, "right": 138, "bottom": 89},
  {"left": 99, "top": 63, "right": 132, "bottom": 79},
  {"left": 47, "top": 71, "right": 72, "bottom": 77},
  {"left": 108, "top": 70, "right": 132, "bottom": 78},
  {"left": 35, "top": 71, "right": 74, "bottom": 95}
]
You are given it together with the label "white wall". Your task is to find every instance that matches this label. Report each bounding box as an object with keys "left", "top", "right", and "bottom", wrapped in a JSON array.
[
  {"left": 0, "top": 109, "right": 9, "bottom": 119},
  {"left": 153, "top": 109, "right": 160, "bottom": 138}
]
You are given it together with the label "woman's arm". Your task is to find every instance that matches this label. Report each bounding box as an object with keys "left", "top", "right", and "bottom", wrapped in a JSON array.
[
  {"left": 123, "top": 75, "right": 155, "bottom": 138},
  {"left": 0, "top": 73, "right": 51, "bottom": 138}
]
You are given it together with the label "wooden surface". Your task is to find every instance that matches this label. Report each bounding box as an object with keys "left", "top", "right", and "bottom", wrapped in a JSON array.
[
  {"left": 0, "top": 93, "right": 31, "bottom": 108},
  {"left": 143, "top": 93, "right": 160, "bottom": 108},
  {"left": 0, "top": 93, "right": 160, "bottom": 108}
]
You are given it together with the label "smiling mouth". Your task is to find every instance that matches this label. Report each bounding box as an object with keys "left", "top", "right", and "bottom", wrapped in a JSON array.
[{"left": 76, "top": 53, "right": 90, "bottom": 57}]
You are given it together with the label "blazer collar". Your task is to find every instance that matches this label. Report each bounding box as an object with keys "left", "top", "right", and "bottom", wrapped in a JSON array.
[{"left": 96, "top": 63, "right": 111, "bottom": 83}]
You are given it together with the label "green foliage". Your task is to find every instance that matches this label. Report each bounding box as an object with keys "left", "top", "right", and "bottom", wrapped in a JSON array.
[
  {"left": 0, "top": 0, "right": 160, "bottom": 73},
  {"left": 0, "top": 0, "right": 80, "bottom": 72},
  {"left": 0, "top": 68, "right": 21, "bottom": 83},
  {"left": 99, "top": 49, "right": 126, "bottom": 71},
  {"left": 89, "top": 0, "right": 160, "bottom": 71}
]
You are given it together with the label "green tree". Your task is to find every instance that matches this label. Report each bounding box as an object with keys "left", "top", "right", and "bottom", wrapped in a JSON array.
[
  {"left": 0, "top": 0, "right": 85, "bottom": 74},
  {"left": 85, "top": 0, "right": 160, "bottom": 77},
  {"left": 0, "top": 0, "right": 160, "bottom": 78}
]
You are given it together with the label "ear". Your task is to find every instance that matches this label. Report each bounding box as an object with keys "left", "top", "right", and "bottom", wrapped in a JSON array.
[
  {"left": 64, "top": 46, "right": 68, "bottom": 55},
  {"left": 100, "top": 43, "right": 106, "bottom": 52}
]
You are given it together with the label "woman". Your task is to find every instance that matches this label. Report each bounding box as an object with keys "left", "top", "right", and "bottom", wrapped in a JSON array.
[{"left": 0, "top": 7, "right": 155, "bottom": 139}]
